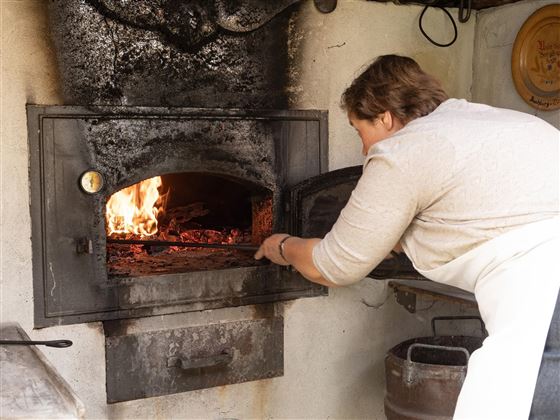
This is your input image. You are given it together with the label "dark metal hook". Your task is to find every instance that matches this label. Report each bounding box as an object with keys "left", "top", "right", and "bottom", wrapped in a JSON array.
[{"left": 459, "top": 0, "right": 472, "bottom": 23}]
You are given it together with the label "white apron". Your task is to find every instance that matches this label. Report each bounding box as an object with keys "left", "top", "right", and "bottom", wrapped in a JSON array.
[{"left": 414, "top": 217, "right": 560, "bottom": 420}]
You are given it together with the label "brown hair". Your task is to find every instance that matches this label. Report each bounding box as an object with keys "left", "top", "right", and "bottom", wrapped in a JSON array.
[{"left": 341, "top": 55, "right": 448, "bottom": 125}]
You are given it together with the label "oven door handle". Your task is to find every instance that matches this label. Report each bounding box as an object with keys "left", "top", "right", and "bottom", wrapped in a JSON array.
[{"left": 167, "top": 350, "right": 233, "bottom": 371}]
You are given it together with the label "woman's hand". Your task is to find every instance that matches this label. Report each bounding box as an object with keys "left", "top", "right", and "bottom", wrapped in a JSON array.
[
  {"left": 255, "top": 235, "right": 338, "bottom": 287},
  {"left": 254, "top": 233, "right": 291, "bottom": 266}
]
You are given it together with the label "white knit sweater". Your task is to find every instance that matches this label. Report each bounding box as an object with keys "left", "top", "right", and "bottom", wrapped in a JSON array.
[{"left": 313, "top": 99, "right": 560, "bottom": 285}]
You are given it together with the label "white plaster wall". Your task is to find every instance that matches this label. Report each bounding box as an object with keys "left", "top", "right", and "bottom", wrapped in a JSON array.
[
  {"left": 1, "top": 1, "right": 478, "bottom": 419},
  {"left": 289, "top": 0, "right": 475, "bottom": 169},
  {"left": 472, "top": 0, "right": 560, "bottom": 128},
  {"left": 0, "top": 2, "right": 109, "bottom": 418}
]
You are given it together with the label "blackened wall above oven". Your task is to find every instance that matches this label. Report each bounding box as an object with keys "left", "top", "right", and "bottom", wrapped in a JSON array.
[{"left": 48, "top": 0, "right": 301, "bottom": 108}]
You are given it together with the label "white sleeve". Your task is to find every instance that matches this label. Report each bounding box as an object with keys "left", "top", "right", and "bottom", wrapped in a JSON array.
[{"left": 312, "top": 153, "right": 418, "bottom": 286}]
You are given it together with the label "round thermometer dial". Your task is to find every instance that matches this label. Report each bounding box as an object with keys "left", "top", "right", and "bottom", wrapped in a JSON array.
[{"left": 79, "top": 170, "right": 104, "bottom": 194}]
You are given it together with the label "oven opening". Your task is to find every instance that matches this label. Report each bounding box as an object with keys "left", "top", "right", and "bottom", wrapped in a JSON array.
[{"left": 105, "top": 172, "right": 273, "bottom": 278}]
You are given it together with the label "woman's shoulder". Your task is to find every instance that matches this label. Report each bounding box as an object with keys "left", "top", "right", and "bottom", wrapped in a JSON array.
[
  {"left": 432, "top": 98, "right": 552, "bottom": 126},
  {"left": 364, "top": 123, "right": 456, "bottom": 183},
  {"left": 368, "top": 116, "right": 453, "bottom": 160}
]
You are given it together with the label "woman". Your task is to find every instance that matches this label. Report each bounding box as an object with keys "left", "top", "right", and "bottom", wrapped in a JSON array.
[{"left": 255, "top": 55, "right": 559, "bottom": 419}]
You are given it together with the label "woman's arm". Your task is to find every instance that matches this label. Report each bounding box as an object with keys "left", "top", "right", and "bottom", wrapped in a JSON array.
[
  {"left": 254, "top": 234, "right": 341, "bottom": 287},
  {"left": 255, "top": 152, "right": 417, "bottom": 287}
]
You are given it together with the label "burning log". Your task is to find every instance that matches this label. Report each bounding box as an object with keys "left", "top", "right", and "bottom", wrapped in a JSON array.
[{"left": 160, "top": 202, "right": 209, "bottom": 231}]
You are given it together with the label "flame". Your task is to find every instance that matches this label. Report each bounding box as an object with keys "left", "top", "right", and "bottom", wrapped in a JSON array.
[{"left": 106, "top": 176, "right": 164, "bottom": 237}]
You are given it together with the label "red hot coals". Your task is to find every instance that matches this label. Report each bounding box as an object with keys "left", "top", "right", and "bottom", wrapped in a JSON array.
[{"left": 105, "top": 174, "right": 268, "bottom": 278}]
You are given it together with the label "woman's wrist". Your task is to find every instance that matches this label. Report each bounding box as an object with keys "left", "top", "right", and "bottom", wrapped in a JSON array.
[{"left": 278, "top": 235, "right": 292, "bottom": 263}]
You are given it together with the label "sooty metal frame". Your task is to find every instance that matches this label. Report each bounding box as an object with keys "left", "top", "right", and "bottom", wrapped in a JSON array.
[{"left": 27, "top": 105, "right": 328, "bottom": 327}]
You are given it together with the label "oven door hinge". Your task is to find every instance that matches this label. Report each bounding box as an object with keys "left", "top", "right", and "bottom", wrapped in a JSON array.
[{"left": 76, "top": 237, "right": 93, "bottom": 254}]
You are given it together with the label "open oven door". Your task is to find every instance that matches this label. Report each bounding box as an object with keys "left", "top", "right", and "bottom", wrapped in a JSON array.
[{"left": 287, "top": 165, "right": 422, "bottom": 280}]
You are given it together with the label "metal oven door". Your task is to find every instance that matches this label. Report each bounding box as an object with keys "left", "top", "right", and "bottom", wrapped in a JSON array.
[{"left": 288, "top": 165, "right": 420, "bottom": 280}]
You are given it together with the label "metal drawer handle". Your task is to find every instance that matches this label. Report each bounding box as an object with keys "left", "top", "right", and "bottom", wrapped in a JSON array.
[
  {"left": 407, "top": 343, "right": 470, "bottom": 364},
  {"left": 167, "top": 350, "right": 233, "bottom": 370}
]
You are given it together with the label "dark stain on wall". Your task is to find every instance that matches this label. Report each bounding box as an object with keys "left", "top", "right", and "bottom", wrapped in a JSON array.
[{"left": 47, "top": 0, "right": 302, "bottom": 108}]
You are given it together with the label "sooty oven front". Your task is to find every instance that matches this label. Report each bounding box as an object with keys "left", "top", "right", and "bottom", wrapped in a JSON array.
[{"left": 28, "top": 105, "right": 332, "bottom": 327}]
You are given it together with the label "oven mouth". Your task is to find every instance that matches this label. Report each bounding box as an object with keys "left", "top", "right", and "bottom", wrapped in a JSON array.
[{"left": 105, "top": 171, "right": 272, "bottom": 278}]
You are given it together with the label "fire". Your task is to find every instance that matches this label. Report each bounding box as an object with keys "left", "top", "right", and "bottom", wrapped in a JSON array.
[{"left": 106, "top": 176, "right": 164, "bottom": 237}]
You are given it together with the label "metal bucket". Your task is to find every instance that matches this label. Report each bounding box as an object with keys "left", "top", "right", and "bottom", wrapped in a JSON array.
[{"left": 384, "top": 317, "right": 485, "bottom": 420}]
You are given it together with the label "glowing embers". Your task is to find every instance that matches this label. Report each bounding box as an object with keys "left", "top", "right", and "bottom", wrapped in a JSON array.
[{"left": 105, "top": 173, "right": 272, "bottom": 278}]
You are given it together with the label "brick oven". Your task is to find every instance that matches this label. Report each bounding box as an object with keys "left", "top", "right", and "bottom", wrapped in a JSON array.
[{"left": 27, "top": 0, "right": 418, "bottom": 402}]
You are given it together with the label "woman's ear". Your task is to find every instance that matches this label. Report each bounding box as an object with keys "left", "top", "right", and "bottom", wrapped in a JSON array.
[
  {"left": 381, "top": 111, "right": 403, "bottom": 132},
  {"left": 380, "top": 111, "right": 394, "bottom": 130}
]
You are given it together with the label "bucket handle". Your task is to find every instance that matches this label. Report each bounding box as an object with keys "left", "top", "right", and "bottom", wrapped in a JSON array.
[
  {"left": 431, "top": 316, "right": 487, "bottom": 337},
  {"left": 407, "top": 343, "right": 470, "bottom": 364}
]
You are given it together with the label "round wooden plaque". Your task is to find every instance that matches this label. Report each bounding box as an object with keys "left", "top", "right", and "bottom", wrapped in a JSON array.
[{"left": 511, "top": 4, "right": 560, "bottom": 111}]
